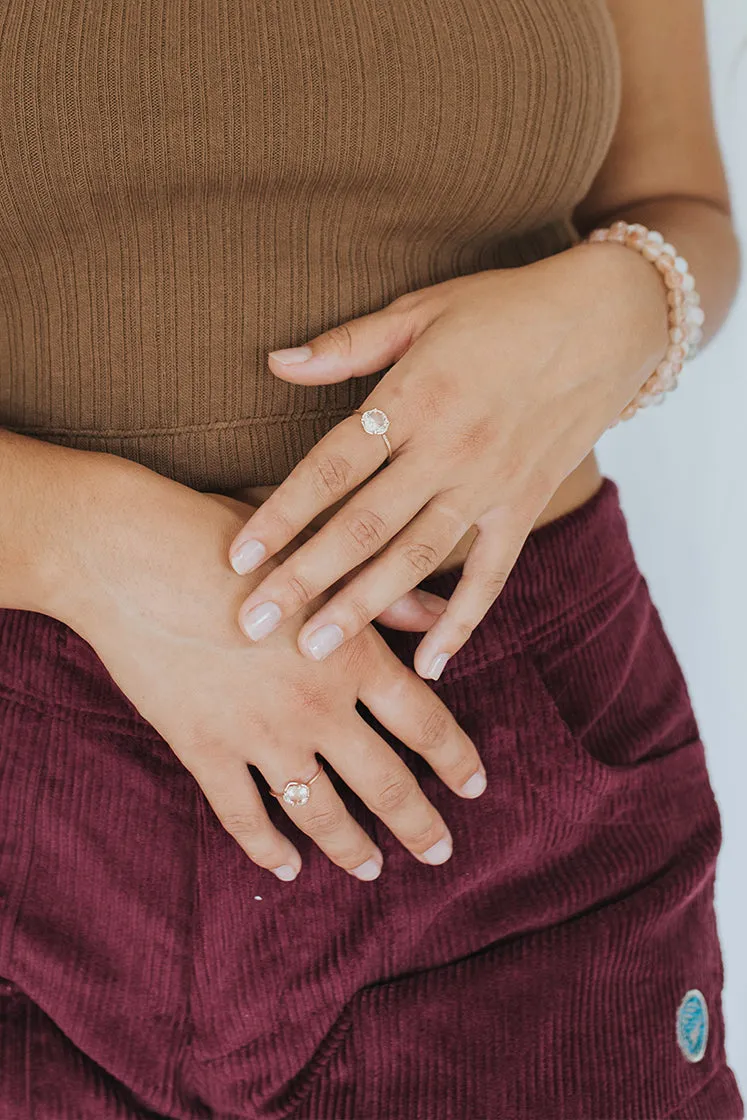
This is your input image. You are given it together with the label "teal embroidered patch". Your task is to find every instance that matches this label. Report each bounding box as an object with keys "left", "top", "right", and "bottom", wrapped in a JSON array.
[{"left": 676, "top": 989, "right": 709, "bottom": 1063}]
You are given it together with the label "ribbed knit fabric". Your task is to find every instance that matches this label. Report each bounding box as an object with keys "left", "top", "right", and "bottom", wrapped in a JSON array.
[
  {"left": 0, "top": 0, "right": 620, "bottom": 490},
  {"left": 0, "top": 478, "right": 743, "bottom": 1119}
]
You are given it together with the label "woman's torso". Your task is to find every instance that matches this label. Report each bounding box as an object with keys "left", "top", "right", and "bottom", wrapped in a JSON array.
[{"left": 0, "top": 0, "right": 620, "bottom": 509}]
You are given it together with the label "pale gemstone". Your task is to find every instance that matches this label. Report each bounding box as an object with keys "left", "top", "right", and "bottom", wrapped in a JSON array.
[
  {"left": 282, "top": 781, "right": 310, "bottom": 807},
  {"left": 361, "top": 408, "right": 390, "bottom": 435}
]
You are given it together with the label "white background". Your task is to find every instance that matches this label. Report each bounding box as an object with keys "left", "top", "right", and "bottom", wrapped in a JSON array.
[{"left": 596, "top": 1, "right": 746, "bottom": 1092}]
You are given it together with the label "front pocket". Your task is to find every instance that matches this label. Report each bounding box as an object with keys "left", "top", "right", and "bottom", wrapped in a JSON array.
[{"left": 515, "top": 653, "right": 719, "bottom": 825}]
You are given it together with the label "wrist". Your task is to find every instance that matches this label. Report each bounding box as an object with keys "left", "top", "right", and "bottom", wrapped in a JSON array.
[
  {"left": 27, "top": 449, "right": 153, "bottom": 627},
  {"left": 567, "top": 240, "right": 671, "bottom": 383}
]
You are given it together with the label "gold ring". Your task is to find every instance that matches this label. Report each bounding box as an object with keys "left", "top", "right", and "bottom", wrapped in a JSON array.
[{"left": 270, "top": 761, "right": 325, "bottom": 807}]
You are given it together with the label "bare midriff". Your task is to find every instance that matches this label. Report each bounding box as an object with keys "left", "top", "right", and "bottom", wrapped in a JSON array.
[{"left": 224, "top": 451, "right": 604, "bottom": 578}]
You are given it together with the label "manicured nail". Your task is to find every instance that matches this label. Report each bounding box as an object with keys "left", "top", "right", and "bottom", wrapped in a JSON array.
[
  {"left": 230, "top": 538, "right": 267, "bottom": 575},
  {"left": 351, "top": 855, "right": 383, "bottom": 881},
  {"left": 421, "top": 836, "right": 453, "bottom": 865},
  {"left": 460, "top": 770, "right": 487, "bottom": 798},
  {"left": 268, "top": 345, "right": 313, "bottom": 364},
  {"left": 241, "top": 601, "right": 282, "bottom": 640},
  {"left": 426, "top": 653, "right": 449, "bottom": 680},
  {"left": 272, "top": 864, "right": 299, "bottom": 881},
  {"left": 304, "top": 623, "right": 344, "bottom": 660}
]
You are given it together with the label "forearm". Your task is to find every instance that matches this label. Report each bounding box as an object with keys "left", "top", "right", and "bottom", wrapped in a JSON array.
[{"left": 0, "top": 430, "right": 130, "bottom": 617}]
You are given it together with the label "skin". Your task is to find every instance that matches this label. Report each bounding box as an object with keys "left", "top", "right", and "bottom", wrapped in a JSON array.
[
  {"left": 228, "top": 0, "right": 740, "bottom": 683},
  {"left": 0, "top": 0, "right": 740, "bottom": 881}
]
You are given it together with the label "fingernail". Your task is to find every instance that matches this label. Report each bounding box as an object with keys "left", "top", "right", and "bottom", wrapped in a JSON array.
[
  {"left": 421, "top": 836, "right": 453, "bottom": 865},
  {"left": 350, "top": 855, "right": 383, "bottom": 881},
  {"left": 230, "top": 538, "right": 267, "bottom": 575},
  {"left": 460, "top": 770, "right": 487, "bottom": 798},
  {"left": 272, "top": 864, "right": 299, "bottom": 881},
  {"left": 268, "top": 345, "right": 313, "bottom": 364},
  {"left": 425, "top": 653, "right": 449, "bottom": 680},
  {"left": 240, "top": 601, "right": 282, "bottom": 640},
  {"left": 304, "top": 623, "right": 344, "bottom": 661}
]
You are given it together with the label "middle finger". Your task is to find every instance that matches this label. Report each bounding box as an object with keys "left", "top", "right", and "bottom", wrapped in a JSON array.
[{"left": 236, "top": 458, "right": 431, "bottom": 640}]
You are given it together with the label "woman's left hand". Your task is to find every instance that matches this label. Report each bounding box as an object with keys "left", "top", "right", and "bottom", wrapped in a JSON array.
[{"left": 228, "top": 242, "right": 667, "bottom": 679}]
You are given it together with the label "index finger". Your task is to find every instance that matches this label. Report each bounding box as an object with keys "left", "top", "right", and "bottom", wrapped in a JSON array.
[{"left": 228, "top": 412, "right": 388, "bottom": 575}]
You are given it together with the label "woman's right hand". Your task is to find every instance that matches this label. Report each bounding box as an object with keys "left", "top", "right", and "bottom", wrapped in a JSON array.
[{"left": 48, "top": 454, "right": 486, "bottom": 882}]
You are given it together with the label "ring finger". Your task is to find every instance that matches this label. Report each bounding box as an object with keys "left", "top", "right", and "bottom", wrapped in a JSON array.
[
  {"left": 295, "top": 493, "right": 473, "bottom": 659},
  {"left": 260, "top": 752, "right": 386, "bottom": 881},
  {"left": 236, "top": 457, "right": 433, "bottom": 640},
  {"left": 228, "top": 410, "right": 395, "bottom": 576}
]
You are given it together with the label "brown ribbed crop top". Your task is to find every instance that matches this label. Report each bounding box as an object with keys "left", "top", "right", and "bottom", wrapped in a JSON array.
[{"left": 0, "top": 0, "right": 620, "bottom": 491}]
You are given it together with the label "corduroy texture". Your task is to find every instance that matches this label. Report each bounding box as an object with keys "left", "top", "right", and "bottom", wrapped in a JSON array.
[
  {"left": 0, "top": 477, "right": 743, "bottom": 1119},
  {"left": 0, "top": 0, "right": 621, "bottom": 490}
]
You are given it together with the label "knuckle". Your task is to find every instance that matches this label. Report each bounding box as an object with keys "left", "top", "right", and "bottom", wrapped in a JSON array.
[
  {"left": 408, "top": 820, "right": 443, "bottom": 849},
  {"left": 218, "top": 810, "right": 267, "bottom": 841},
  {"left": 451, "top": 418, "right": 493, "bottom": 457},
  {"left": 343, "top": 509, "right": 388, "bottom": 555},
  {"left": 453, "top": 618, "right": 475, "bottom": 644},
  {"left": 302, "top": 805, "right": 344, "bottom": 837},
  {"left": 482, "top": 569, "right": 509, "bottom": 600},
  {"left": 417, "top": 705, "right": 451, "bottom": 752},
  {"left": 289, "top": 679, "right": 333, "bottom": 717},
  {"left": 286, "top": 570, "right": 316, "bottom": 609},
  {"left": 338, "top": 630, "right": 374, "bottom": 676},
  {"left": 324, "top": 323, "right": 355, "bottom": 359},
  {"left": 373, "top": 771, "right": 418, "bottom": 814},
  {"left": 402, "top": 541, "right": 440, "bottom": 576},
  {"left": 312, "top": 453, "right": 353, "bottom": 501}
]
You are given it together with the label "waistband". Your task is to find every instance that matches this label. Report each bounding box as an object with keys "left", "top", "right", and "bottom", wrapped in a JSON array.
[{"left": 0, "top": 476, "right": 639, "bottom": 718}]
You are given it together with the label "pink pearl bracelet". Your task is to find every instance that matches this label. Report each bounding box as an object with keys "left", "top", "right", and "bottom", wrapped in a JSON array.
[{"left": 585, "top": 221, "right": 705, "bottom": 424}]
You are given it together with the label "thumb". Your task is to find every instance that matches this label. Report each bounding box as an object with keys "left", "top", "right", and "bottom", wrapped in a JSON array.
[
  {"left": 375, "top": 589, "right": 447, "bottom": 633},
  {"left": 266, "top": 301, "right": 414, "bottom": 386}
]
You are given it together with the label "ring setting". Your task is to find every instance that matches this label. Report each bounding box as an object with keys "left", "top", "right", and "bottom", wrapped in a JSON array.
[
  {"left": 270, "top": 761, "right": 324, "bottom": 807},
  {"left": 356, "top": 407, "right": 392, "bottom": 457}
]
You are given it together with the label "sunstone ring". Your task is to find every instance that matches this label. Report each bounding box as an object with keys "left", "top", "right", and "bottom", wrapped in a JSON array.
[
  {"left": 270, "top": 761, "right": 325, "bottom": 808},
  {"left": 355, "top": 407, "right": 392, "bottom": 459}
]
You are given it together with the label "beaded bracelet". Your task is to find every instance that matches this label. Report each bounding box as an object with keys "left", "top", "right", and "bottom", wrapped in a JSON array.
[{"left": 585, "top": 221, "right": 705, "bottom": 424}]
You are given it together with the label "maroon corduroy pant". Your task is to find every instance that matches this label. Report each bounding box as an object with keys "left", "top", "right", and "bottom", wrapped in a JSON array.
[{"left": 0, "top": 477, "right": 743, "bottom": 1119}]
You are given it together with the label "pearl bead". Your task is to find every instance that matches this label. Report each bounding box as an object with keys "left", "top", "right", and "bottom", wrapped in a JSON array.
[
  {"left": 589, "top": 229, "right": 608, "bottom": 242},
  {"left": 666, "top": 344, "right": 687, "bottom": 363},
  {"left": 643, "top": 244, "right": 662, "bottom": 261},
  {"left": 661, "top": 243, "right": 676, "bottom": 258},
  {"left": 670, "top": 327, "right": 685, "bottom": 344},
  {"left": 647, "top": 230, "right": 664, "bottom": 245},
  {"left": 656, "top": 254, "right": 675, "bottom": 271},
  {"left": 668, "top": 290, "right": 686, "bottom": 308},
  {"left": 674, "top": 256, "right": 689, "bottom": 274},
  {"left": 682, "top": 273, "right": 695, "bottom": 291},
  {"left": 687, "top": 306, "right": 705, "bottom": 325}
]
